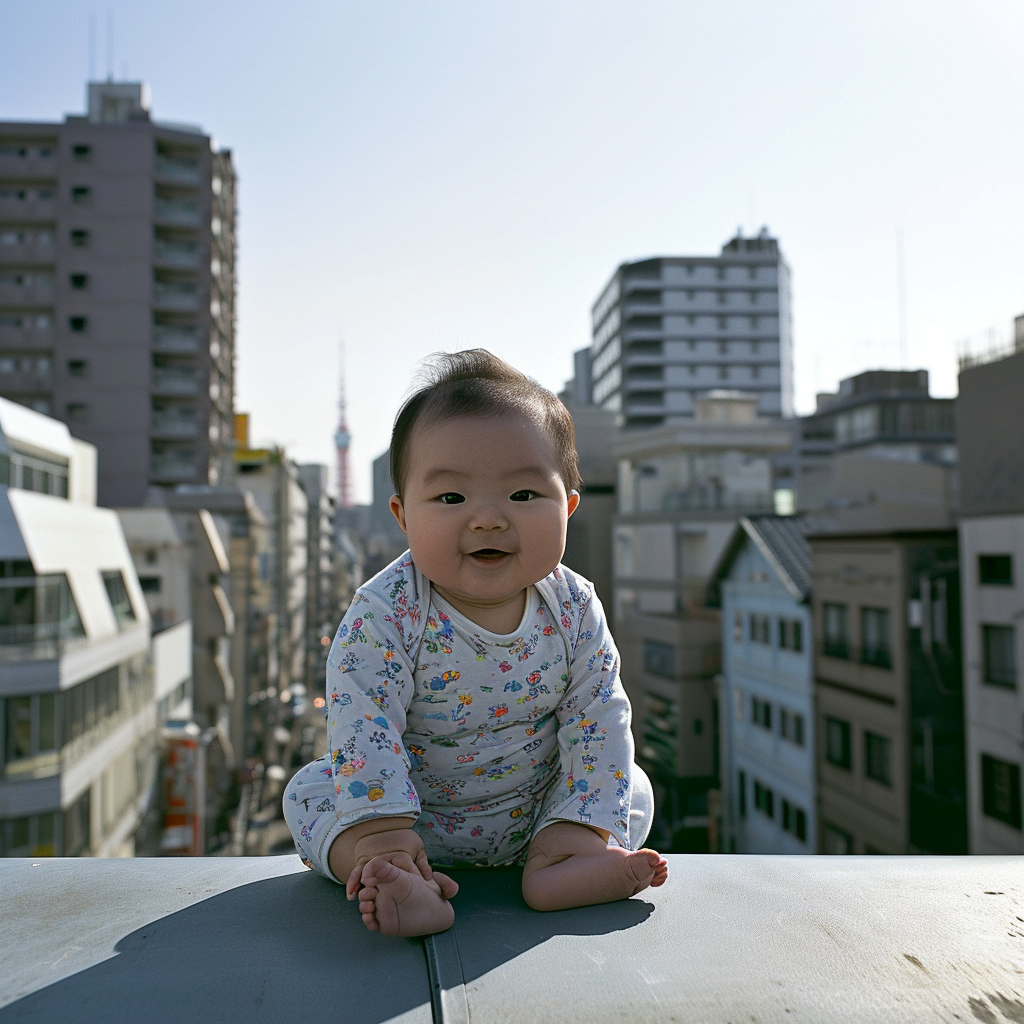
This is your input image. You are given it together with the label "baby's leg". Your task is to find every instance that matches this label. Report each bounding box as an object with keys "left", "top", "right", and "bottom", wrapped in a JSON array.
[
  {"left": 329, "top": 817, "right": 458, "bottom": 937},
  {"left": 521, "top": 821, "right": 668, "bottom": 912}
]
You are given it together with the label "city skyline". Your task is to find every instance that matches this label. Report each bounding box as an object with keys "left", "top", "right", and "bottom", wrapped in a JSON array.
[{"left": 3, "top": 1, "right": 1024, "bottom": 501}]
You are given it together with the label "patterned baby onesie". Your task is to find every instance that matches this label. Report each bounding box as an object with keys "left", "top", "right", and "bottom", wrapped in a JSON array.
[{"left": 283, "top": 552, "right": 638, "bottom": 878}]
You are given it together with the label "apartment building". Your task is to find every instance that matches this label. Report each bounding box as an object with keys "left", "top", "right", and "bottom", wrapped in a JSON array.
[
  {"left": 787, "top": 369, "right": 956, "bottom": 513},
  {"left": 957, "top": 324, "right": 1024, "bottom": 852},
  {"left": 588, "top": 229, "right": 792, "bottom": 427},
  {"left": 0, "top": 81, "right": 236, "bottom": 507},
  {"left": 0, "top": 397, "right": 189, "bottom": 857},
  {"left": 612, "top": 391, "right": 792, "bottom": 850},
  {"left": 810, "top": 530, "right": 966, "bottom": 855},
  {"left": 712, "top": 515, "right": 815, "bottom": 854},
  {"left": 297, "top": 463, "right": 337, "bottom": 687}
]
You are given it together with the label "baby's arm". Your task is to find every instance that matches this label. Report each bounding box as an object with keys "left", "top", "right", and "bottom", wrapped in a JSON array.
[{"left": 330, "top": 817, "right": 459, "bottom": 936}]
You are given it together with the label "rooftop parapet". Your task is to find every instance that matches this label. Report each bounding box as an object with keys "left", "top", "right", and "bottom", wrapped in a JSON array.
[{"left": 0, "top": 855, "right": 1021, "bottom": 1022}]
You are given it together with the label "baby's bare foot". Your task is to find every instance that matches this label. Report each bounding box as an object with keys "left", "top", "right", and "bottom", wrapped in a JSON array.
[
  {"left": 356, "top": 857, "right": 457, "bottom": 936},
  {"left": 593, "top": 845, "right": 669, "bottom": 901},
  {"left": 522, "top": 844, "right": 668, "bottom": 911}
]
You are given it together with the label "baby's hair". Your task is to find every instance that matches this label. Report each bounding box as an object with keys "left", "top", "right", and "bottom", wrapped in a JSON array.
[{"left": 390, "top": 348, "right": 583, "bottom": 498}]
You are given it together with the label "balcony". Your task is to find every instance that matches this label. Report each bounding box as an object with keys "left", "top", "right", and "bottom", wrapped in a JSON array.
[
  {"left": 150, "top": 456, "right": 197, "bottom": 480},
  {"left": 152, "top": 327, "right": 200, "bottom": 353},
  {"left": 152, "top": 369, "right": 199, "bottom": 395},
  {"left": 153, "top": 241, "right": 200, "bottom": 269},
  {"left": 0, "top": 856, "right": 1021, "bottom": 1021},
  {"left": 154, "top": 199, "right": 200, "bottom": 227},
  {"left": 0, "top": 575, "right": 85, "bottom": 662},
  {"left": 0, "top": 188, "right": 56, "bottom": 222},
  {"left": 153, "top": 282, "right": 200, "bottom": 311},
  {"left": 155, "top": 156, "right": 201, "bottom": 185},
  {"left": 150, "top": 414, "right": 199, "bottom": 438}
]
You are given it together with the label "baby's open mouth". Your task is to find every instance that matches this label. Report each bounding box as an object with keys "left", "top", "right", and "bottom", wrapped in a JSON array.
[{"left": 468, "top": 549, "right": 509, "bottom": 561}]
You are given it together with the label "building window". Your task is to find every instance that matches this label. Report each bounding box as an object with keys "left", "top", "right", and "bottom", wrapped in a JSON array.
[
  {"left": 860, "top": 607, "right": 892, "bottom": 667},
  {"left": 733, "top": 611, "right": 743, "bottom": 641},
  {"left": 822, "top": 822, "right": 853, "bottom": 855},
  {"left": 718, "top": 340, "right": 728, "bottom": 354},
  {"left": 825, "top": 716, "right": 852, "bottom": 769},
  {"left": 737, "top": 769, "right": 747, "bottom": 817},
  {"left": 781, "top": 799, "right": 807, "bottom": 841},
  {"left": 70, "top": 229, "right": 90, "bottom": 247},
  {"left": 718, "top": 366, "right": 729, "bottom": 381},
  {"left": 750, "top": 613, "right": 770, "bottom": 645},
  {"left": 70, "top": 185, "right": 92, "bottom": 204},
  {"left": 640, "top": 692, "right": 677, "bottom": 770},
  {"left": 822, "top": 603, "right": 849, "bottom": 658},
  {"left": 102, "top": 570, "right": 136, "bottom": 626},
  {"left": 982, "top": 625, "right": 1017, "bottom": 688},
  {"left": 643, "top": 640, "right": 675, "bottom": 679},
  {"left": 66, "top": 403, "right": 88, "bottom": 423},
  {"left": 864, "top": 731, "right": 892, "bottom": 786},
  {"left": 978, "top": 555, "right": 1013, "bottom": 586},
  {"left": 780, "top": 709, "right": 805, "bottom": 746},
  {"left": 67, "top": 359, "right": 88, "bottom": 378},
  {"left": 981, "top": 754, "right": 1022, "bottom": 829},
  {"left": 68, "top": 316, "right": 88, "bottom": 333},
  {"left": 3, "top": 692, "right": 58, "bottom": 765},
  {"left": 779, "top": 619, "right": 803, "bottom": 652},
  {"left": 69, "top": 273, "right": 89, "bottom": 290},
  {"left": 754, "top": 779, "right": 774, "bottom": 817},
  {"left": 752, "top": 696, "right": 772, "bottom": 730},
  {"left": 139, "top": 576, "right": 161, "bottom": 593},
  {"left": 63, "top": 790, "right": 91, "bottom": 856},
  {"left": 72, "top": 143, "right": 92, "bottom": 161},
  {"left": 751, "top": 365, "right": 760, "bottom": 379},
  {"left": 63, "top": 666, "right": 121, "bottom": 746}
]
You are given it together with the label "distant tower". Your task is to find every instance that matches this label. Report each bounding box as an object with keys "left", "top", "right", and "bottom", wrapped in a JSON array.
[{"left": 334, "top": 347, "right": 352, "bottom": 507}]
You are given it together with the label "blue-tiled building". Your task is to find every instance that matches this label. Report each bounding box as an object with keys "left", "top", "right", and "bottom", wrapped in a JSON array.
[{"left": 711, "top": 515, "right": 815, "bottom": 853}]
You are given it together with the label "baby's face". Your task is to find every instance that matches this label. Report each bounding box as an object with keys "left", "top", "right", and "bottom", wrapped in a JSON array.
[{"left": 389, "top": 414, "right": 579, "bottom": 629}]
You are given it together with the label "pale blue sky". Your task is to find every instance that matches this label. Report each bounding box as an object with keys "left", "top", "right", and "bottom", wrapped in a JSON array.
[{"left": 3, "top": 1, "right": 1023, "bottom": 501}]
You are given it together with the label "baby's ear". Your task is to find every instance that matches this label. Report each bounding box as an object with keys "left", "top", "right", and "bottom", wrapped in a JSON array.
[
  {"left": 567, "top": 489, "right": 580, "bottom": 518},
  {"left": 389, "top": 495, "right": 408, "bottom": 533}
]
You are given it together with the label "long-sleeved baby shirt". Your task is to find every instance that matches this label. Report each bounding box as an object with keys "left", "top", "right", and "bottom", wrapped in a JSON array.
[{"left": 309, "top": 552, "right": 636, "bottom": 868}]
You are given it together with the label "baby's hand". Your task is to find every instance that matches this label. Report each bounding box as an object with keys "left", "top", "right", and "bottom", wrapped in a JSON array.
[{"left": 345, "top": 827, "right": 432, "bottom": 900}]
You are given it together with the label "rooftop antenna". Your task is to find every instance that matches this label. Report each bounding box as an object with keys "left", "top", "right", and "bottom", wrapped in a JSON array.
[
  {"left": 334, "top": 342, "right": 353, "bottom": 507},
  {"left": 896, "top": 227, "right": 908, "bottom": 369},
  {"left": 106, "top": 10, "right": 114, "bottom": 81}
]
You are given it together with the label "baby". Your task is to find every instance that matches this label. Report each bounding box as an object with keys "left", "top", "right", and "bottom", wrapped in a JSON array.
[{"left": 283, "top": 349, "right": 667, "bottom": 936}]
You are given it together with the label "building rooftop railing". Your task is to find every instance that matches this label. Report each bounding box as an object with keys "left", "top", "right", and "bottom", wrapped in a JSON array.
[{"left": 1, "top": 855, "right": 1021, "bottom": 1022}]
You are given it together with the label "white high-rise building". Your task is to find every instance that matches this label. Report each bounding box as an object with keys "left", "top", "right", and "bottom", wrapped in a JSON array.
[{"left": 588, "top": 229, "right": 792, "bottom": 428}]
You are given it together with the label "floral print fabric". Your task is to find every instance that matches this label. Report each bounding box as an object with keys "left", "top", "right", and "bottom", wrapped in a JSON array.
[{"left": 285, "top": 553, "right": 636, "bottom": 874}]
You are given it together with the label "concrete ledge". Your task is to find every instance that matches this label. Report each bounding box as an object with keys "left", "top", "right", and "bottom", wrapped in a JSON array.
[{"left": 0, "top": 856, "right": 1022, "bottom": 1023}]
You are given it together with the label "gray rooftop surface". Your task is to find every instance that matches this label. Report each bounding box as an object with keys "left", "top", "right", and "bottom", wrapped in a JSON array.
[
  {"left": 742, "top": 514, "right": 813, "bottom": 600},
  {"left": 1, "top": 855, "right": 1022, "bottom": 1023}
]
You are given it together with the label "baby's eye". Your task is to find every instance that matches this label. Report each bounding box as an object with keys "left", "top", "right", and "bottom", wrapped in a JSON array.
[
  {"left": 509, "top": 490, "right": 537, "bottom": 502},
  {"left": 438, "top": 493, "right": 465, "bottom": 505}
]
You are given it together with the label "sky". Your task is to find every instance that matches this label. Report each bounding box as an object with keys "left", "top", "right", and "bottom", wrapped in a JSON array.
[{"left": 2, "top": 1, "right": 1023, "bottom": 503}]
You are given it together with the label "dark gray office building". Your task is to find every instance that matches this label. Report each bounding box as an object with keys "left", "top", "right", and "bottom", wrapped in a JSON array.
[
  {"left": 0, "top": 82, "right": 237, "bottom": 506},
  {"left": 588, "top": 229, "right": 793, "bottom": 427}
]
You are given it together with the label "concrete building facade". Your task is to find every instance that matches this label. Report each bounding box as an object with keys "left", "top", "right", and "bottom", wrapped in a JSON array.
[
  {"left": 956, "top": 331, "right": 1024, "bottom": 852},
  {"left": 588, "top": 229, "right": 792, "bottom": 427},
  {"left": 713, "top": 516, "right": 815, "bottom": 854},
  {"left": 0, "top": 397, "right": 184, "bottom": 857},
  {"left": 810, "top": 530, "right": 966, "bottom": 855},
  {"left": 0, "top": 81, "right": 237, "bottom": 507}
]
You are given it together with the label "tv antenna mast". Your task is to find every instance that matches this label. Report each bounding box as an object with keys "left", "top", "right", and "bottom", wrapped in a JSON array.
[{"left": 334, "top": 343, "right": 352, "bottom": 507}]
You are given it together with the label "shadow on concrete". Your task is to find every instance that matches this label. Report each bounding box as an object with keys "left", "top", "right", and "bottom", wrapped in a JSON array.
[
  {"left": 0, "top": 871, "right": 430, "bottom": 1024},
  {"left": 438, "top": 867, "right": 656, "bottom": 984},
  {"left": 0, "top": 866, "right": 654, "bottom": 1023}
]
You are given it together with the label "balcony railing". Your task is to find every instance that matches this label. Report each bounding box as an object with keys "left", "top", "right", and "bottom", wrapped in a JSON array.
[
  {"left": 153, "top": 283, "right": 199, "bottom": 311},
  {"left": 153, "top": 242, "right": 200, "bottom": 268},
  {"left": 155, "top": 157, "right": 201, "bottom": 184},
  {"left": 0, "top": 616, "right": 86, "bottom": 662},
  {"left": 150, "top": 457, "right": 197, "bottom": 480},
  {"left": 152, "top": 369, "right": 199, "bottom": 395},
  {"left": 150, "top": 415, "right": 198, "bottom": 437},
  {"left": 154, "top": 200, "right": 200, "bottom": 226}
]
